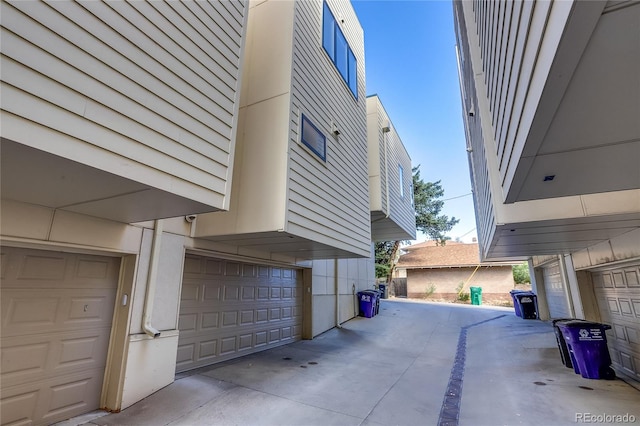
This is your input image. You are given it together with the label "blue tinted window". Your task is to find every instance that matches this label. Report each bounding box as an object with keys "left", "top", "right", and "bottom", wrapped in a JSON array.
[
  {"left": 348, "top": 49, "right": 357, "bottom": 98},
  {"left": 399, "top": 165, "right": 404, "bottom": 198},
  {"left": 322, "top": 2, "right": 357, "bottom": 99},
  {"left": 322, "top": 2, "right": 335, "bottom": 61},
  {"left": 301, "top": 115, "right": 326, "bottom": 162},
  {"left": 335, "top": 28, "right": 348, "bottom": 82}
]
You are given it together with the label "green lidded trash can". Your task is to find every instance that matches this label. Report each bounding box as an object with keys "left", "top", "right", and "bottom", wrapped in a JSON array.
[{"left": 470, "top": 286, "right": 482, "bottom": 305}]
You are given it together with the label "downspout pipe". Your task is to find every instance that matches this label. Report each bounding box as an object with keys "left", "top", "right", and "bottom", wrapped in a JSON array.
[
  {"left": 382, "top": 125, "right": 391, "bottom": 218},
  {"left": 335, "top": 259, "right": 341, "bottom": 328},
  {"left": 142, "top": 219, "right": 163, "bottom": 338}
]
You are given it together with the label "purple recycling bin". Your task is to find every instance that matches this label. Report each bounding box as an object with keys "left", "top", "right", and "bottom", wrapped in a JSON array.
[
  {"left": 510, "top": 290, "right": 529, "bottom": 317},
  {"left": 514, "top": 292, "right": 538, "bottom": 319},
  {"left": 358, "top": 291, "right": 376, "bottom": 318},
  {"left": 556, "top": 321, "right": 616, "bottom": 380},
  {"left": 552, "top": 319, "right": 586, "bottom": 370},
  {"left": 363, "top": 290, "right": 380, "bottom": 315}
]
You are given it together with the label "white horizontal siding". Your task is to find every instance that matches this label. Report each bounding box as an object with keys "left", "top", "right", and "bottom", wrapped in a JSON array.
[
  {"left": 367, "top": 96, "right": 416, "bottom": 241},
  {"left": 497, "top": 1, "right": 551, "bottom": 179},
  {"left": 287, "top": 0, "right": 370, "bottom": 257},
  {"left": 471, "top": 0, "right": 582, "bottom": 194},
  {"left": 0, "top": 0, "right": 248, "bottom": 208},
  {"left": 455, "top": 0, "right": 496, "bottom": 260}
]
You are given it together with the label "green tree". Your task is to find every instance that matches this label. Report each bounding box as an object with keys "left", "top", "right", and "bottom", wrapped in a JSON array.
[
  {"left": 376, "top": 165, "right": 460, "bottom": 281},
  {"left": 412, "top": 166, "right": 459, "bottom": 243},
  {"left": 512, "top": 262, "right": 530, "bottom": 284},
  {"left": 375, "top": 241, "right": 395, "bottom": 278}
]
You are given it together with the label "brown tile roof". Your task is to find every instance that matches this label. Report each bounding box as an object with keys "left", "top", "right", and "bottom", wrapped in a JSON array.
[{"left": 397, "top": 242, "right": 518, "bottom": 268}]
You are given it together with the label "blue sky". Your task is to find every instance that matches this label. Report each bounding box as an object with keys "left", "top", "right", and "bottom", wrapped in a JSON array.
[{"left": 351, "top": 0, "right": 478, "bottom": 243}]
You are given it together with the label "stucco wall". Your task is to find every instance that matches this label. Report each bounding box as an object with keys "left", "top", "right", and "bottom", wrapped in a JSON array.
[{"left": 406, "top": 266, "right": 515, "bottom": 301}]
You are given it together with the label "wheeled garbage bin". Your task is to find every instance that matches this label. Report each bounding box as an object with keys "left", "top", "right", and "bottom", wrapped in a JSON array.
[
  {"left": 470, "top": 287, "right": 482, "bottom": 305},
  {"left": 510, "top": 290, "right": 529, "bottom": 317},
  {"left": 556, "top": 320, "right": 616, "bottom": 380},
  {"left": 378, "top": 283, "right": 388, "bottom": 299},
  {"left": 364, "top": 289, "right": 380, "bottom": 315},
  {"left": 514, "top": 292, "right": 539, "bottom": 319},
  {"left": 357, "top": 291, "right": 376, "bottom": 318},
  {"left": 552, "top": 319, "right": 583, "bottom": 369}
]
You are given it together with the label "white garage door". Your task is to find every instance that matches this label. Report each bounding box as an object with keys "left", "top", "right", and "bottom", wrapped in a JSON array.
[
  {"left": 592, "top": 263, "right": 640, "bottom": 384},
  {"left": 542, "top": 260, "right": 572, "bottom": 319},
  {"left": 176, "top": 254, "right": 303, "bottom": 373},
  {"left": 1, "top": 246, "right": 120, "bottom": 426}
]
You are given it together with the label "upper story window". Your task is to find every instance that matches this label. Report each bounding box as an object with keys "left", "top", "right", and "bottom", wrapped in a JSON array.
[
  {"left": 399, "top": 165, "right": 404, "bottom": 198},
  {"left": 301, "top": 114, "right": 326, "bottom": 162},
  {"left": 322, "top": 2, "right": 357, "bottom": 99}
]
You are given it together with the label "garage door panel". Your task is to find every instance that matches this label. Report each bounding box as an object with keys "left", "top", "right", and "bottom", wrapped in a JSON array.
[
  {"left": 255, "top": 331, "right": 267, "bottom": 346},
  {"left": 0, "top": 247, "right": 119, "bottom": 426},
  {"left": 2, "top": 289, "right": 116, "bottom": 337},
  {"left": 542, "top": 260, "right": 571, "bottom": 319},
  {"left": 256, "top": 309, "right": 268, "bottom": 322},
  {"left": 626, "top": 268, "right": 640, "bottom": 286},
  {"left": 619, "top": 299, "right": 634, "bottom": 316},
  {"left": 1, "top": 251, "right": 120, "bottom": 290},
  {"left": 242, "top": 286, "right": 255, "bottom": 300},
  {"left": 593, "top": 265, "right": 640, "bottom": 384},
  {"left": 222, "top": 311, "right": 238, "bottom": 327},
  {"left": 628, "top": 326, "right": 640, "bottom": 345},
  {"left": 607, "top": 297, "right": 620, "bottom": 314},
  {"left": 204, "top": 259, "right": 223, "bottom": 275},
  {"left": 175, "top": 343, "right": 196, "bottom": 367},
  {"left": 619, "top": 352, "right": 636, "bottom": 375},
  {"left": 180, "top": 283, "right": 200, "bottom": 303},
  {"left": 204, "top": 284, "right": 221, "bottom": 301},
  {"left": 240, "top": 310, "right": 254, "bottom": 324},
  {"left": 177, "top": 255, "right": 303, "bottom": 373},
  {"left": 1, "top": 367, "right": 105, "bottom": 426},
  {"left": 1, "top": 328, "right": 111, "bottom": 389},
  {"left": 202, "top": 311, "right": 221, "bottom": 329}
]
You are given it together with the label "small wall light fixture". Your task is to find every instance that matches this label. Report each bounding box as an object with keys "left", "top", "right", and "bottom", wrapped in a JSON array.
[{"left": 331, "top": 121, "right": 340, "bottom": 136}]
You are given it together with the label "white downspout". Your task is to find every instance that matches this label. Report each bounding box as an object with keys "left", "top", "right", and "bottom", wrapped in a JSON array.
[
  {"left": 335, "top": 259, "right": 341, "bottom": 328},
  {"left": 142, "top": 219, "right": 163, "bottom": 338},
  {"left": 382, "top": 124, "right": 391, "bottom": 218}
]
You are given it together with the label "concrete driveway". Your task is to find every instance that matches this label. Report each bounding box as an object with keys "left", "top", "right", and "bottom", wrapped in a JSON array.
[{"left": 65, "top": 299, "right": 640, "bottom": 426}]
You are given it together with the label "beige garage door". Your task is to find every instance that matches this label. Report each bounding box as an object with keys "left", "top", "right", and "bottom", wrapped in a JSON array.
[
  {"left": 0, "top": 246, "right": 120, "bottom": 426},
  {"left": 542, "top": 260, "right": 572, "bottom": 319},
  {"left": 176, "top": 254, "right": 303, "bottom": 373},
  {"left": 592, "top": 263, "right": 640, "bottom": 384}
]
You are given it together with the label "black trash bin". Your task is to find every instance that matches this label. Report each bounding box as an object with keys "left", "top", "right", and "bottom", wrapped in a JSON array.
[
  {"left": 514, "top": 292, "right": 538, "bottom": 319},
  {"left": 378, "top": 284, "right": 388, "bottom": 299},
  {"left": 556, "top": 320, "right": 616, "bottom": 380}
]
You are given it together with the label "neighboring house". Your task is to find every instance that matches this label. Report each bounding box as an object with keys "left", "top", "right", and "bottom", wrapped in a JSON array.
[
  {"left": 396, "top": 241, "right": 518, "bottom": 302},
  {"left": 0, "top": 1, "right": 414, "bottom": 424},
  {"left": 454, "top": 0, "right": 640, "bottom": 386}
]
